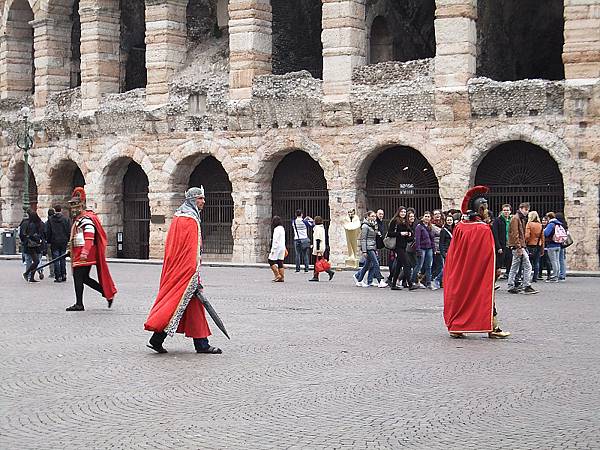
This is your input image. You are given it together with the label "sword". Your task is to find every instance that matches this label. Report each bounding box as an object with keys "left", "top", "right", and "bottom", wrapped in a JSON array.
[
  {"left": 195, "top": 287, "right": 231, "bottom": 340},
  {"left": 36, "top": 252, "right": 69, "bottom": 271}
]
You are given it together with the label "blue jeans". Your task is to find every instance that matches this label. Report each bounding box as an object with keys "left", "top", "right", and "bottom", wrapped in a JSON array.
[
  {"left": 24, "top": 252, "right": 43, "bottom": 275},
  {"left": 294, "top": 239, "right": 309, "bottom": 271},
  {"left": 434, "top": 255, "right": 445, "bottom": 284},
  {"left": 412, "top": 248, "right": 433, "bottom": 286},
  {"left": 546, "top": 247, "right": 560, "bottom": 281},
  {"left": 52, "top": 245, "right": 68, "bottom": 279},
  {"left": 559, "top": 247, "right": 567, "bottom": 279},
  {"left": 355, "top": 250, "right": 383, "bottom": 283}
]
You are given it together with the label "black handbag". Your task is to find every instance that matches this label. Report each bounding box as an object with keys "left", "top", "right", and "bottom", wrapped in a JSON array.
[{"left": 26, "top": 235, "right": 42, "bottom": 248}]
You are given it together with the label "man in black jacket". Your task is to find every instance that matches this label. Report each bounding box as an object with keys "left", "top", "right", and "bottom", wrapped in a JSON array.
[
  {"left": 491, "top": 204, "right": 512, "bottom": 278},
  {"left": 46, "top": 204, "right": 71, "bottom": 282}
]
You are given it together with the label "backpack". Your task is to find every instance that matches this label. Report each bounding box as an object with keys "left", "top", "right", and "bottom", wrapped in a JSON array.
[{"left": 552, "top": 223, "right": 568, "bottom": 244}]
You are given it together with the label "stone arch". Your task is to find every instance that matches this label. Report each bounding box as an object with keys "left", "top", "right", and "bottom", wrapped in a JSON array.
[
  {"left": 474, "top": 140, "right": 565, "bottom": 216},
  {"left": 96, "top": 142, "right": 155, "bottom": 193},
  {"left": 47, "top": 156, "right": 86, "bottom": 209},
  {"left": 3, "top": 156, "right": 38, "bottom": 224},
  {"left": 0, "top": 0, "right": 34, "bottom": 98}
]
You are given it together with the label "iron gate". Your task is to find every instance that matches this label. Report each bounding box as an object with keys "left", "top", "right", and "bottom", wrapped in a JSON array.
[
  {"left": 199, "top": 191, "right": 234, "bottom": 255},
  {"left": 272, "top": 190, "right": 330, "bottom": 264},
  {"left": 122, "top": 162, "right": 150, "bottom": 259},
  {"left": 475, "top": 141, "right": 564, "bottom": 216}
]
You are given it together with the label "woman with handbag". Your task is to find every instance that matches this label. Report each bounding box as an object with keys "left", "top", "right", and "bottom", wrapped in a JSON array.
[
  {"left": 308, "top": 216, "right": 335, "bottom": 282},
  {"left": 525, "top": 211, "right": 544, "bottom": 282},
  {"left": 386, "top": 206, "right": 413, "bottom": 291},
  {"left": 20, "top": 209, "right": 45, "bottom": 283},
  {"left": 268, "top": 216, "right": 286, "bottom": 282}
]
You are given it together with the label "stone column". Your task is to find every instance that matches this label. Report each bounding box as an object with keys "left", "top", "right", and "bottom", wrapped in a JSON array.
[
  {"left": 321, "top": 0, "right": 366, "bottom": 126},
  {"left": 228, "top": 0, "right": 272, "bottom": 100},
  {"left": 563, "top": 0, "right": 600, "bottom": 80},
  {"left": 231, "top": 181, "right": 271, "bottom": 263},
  {"left": 145, "top": 0, "right": 187, "bottom": 108},
  {"left": 79, "top": 0, "right": 121, "bottom": 112},
  {"left": 31, "top": 18, "right": 72, "bottom": 109},
  {"left": 433, "top": 0, "right": 476, "bottom": 121},
  {"left": 0, "top": 13, "right": 34, "bottom": 99}
]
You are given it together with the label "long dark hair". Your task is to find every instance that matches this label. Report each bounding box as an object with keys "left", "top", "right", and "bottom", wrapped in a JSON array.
[
  {"left": 555, "top": 212, "right": 568, "bottom": 229},
  {"left": 390, "top": 206, "right": 407, "bottom": 226},
  {"left": 272, "top": 215, "right": 282, "bottom": 230}
]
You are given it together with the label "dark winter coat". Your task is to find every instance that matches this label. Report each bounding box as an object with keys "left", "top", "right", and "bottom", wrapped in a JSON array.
[
  {"left": 438, "top": 224, "right": 453, "bottom": 257},
  {"left": 386, "top": 219, "right": 413, "bottom": 252},
  {"left": 415, "top": 222, "right": 434, "bottom": 251},
  {"left": 46, "top": 212, "right": 71, "bottom": 247}
]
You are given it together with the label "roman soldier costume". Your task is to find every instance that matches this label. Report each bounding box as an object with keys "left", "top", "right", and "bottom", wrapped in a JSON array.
[
  {"left": 144, "top": 186, "right": 222, "bottom": 354},
  {"left": 66, "top": 187, "right": 117, "bottom": 311},
  {"left": 443, "top": 186, "right": 510, "bottom": 339}
]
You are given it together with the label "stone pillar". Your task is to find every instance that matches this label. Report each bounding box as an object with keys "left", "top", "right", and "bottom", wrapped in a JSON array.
[
  {"left": 79, "top": 0, "right": 120, "bottom": 112},
  {"left": 321, "top": 0, "right": 366, "bottom": 126},
  {"left": 31, "top": 18, "right": 72, "bottom": 109},
  {"left": 231, "top": 181, "right": 271, "bottom": 263},
  {"left": 145, "top": 0, "right": 187, "bottom": 108},
  {"left": 0, "top": 12, "right": 34, "bottom": 99},
  {"left": 563, "top": 0, "right": 600, "bottom": 80},
  {"left": 228, "top": 0, "right": 272, "bottom": 100},
  {"left": 434, "top": 0, "right": 477, "bottom": 88}
]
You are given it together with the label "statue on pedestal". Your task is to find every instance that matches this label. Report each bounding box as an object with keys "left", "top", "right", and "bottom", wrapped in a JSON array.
[{"left": 343, "top": 208, "right": 361, "bottom": 268}]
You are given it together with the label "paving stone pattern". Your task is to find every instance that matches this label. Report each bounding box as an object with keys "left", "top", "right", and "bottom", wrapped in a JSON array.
[{"left": 1, "top": 261, "right": 599, "bottom": 449}]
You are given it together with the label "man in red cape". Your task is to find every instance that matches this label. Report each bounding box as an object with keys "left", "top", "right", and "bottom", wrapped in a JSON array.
[
  {"left": 66, "top": 187, "right": 117, "bottom": 311},
  {"left": 144, "top": 186, "right": 222, "bottom": 354},
  {"left": 443, "top": 186, "right": 510, "bottom": 339}
]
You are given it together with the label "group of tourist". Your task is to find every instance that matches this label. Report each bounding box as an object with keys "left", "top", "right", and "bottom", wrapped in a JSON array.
[{"left": 266, "top": 201, "right": 571, "bottom": 291}]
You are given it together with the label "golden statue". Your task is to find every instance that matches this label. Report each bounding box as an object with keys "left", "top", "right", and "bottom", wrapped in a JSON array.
[{"left": 343, "top": 208, "right": 361, "bottom": 268}]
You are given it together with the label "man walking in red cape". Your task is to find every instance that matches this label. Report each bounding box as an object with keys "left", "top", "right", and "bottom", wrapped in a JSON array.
[
  {"left": 66, "top": 187, "right": 117, "bottom": 311},
  {"left": 144, "top": 186, "right": 222, "bottom": 354},
  {"left": 443, "top": 186, "right": 510, "bottom": 339}
]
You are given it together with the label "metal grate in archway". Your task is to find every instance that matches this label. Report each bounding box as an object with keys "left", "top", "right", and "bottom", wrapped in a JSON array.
[{"left": 122, "top": 161, "right": 150, "bottom": 259}]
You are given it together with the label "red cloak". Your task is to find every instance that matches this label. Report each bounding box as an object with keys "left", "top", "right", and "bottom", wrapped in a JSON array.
[
  {"left": 443, "top": 220, "right": 495, "bottom": 333},
  {"left": 76, "top": 211, "right": 117, "bottom": 300},
  {"left": 144, "top": 214, "right": 211, "bottom": 338}
]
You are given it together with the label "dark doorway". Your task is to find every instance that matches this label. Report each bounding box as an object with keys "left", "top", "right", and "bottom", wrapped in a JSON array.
[
  {"left": 70, "top": 0, "right": 81, "bottom": 88},
  {"left": 122, "top": 161, "right": 150, "bottom": 259},
  {"left": 72, "top": 166, "right": 85, "bottom": 190},
  {"left": 477, "top": 0, "right": 564, "bottom": 81},
  {"left": 186, "top": 0, "right": 219, "bottom": 42},
  {"left": 272, "top": 151, "right": 330, "bottom": 263},
  {"left": 271, "top": 0, "right": 323, "bottom": 78},
  {"left": 366, "top": 0, "right": 436, "bottom": 63},
  {"left": 366, "top": 147, "right": 441, "bottom": 216},
  {"left": 120, "top": 0, "right": 147, "bottom": 91},
  {"left": 474, "top": 141, "right": 564, "bottom": 216},
  {"left": 188, "top": 156, "right": 234, "bottom": 255}
]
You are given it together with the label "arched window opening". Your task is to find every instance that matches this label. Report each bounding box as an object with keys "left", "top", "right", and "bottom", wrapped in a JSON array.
[
  {"left": 272, "top": 150, "right": 330, "bottom": 263},
  {"left": 122, "top": 161, "right": 150, "bottom": 259},
  {"left": 477, "top": 0, "right": 565, "bottom": 81},
  {"left": 70, "top": 0, "right": 81, "bottom": 88},
  {"left": 366, "top": 146, "right": 441, "bottom": 216},
  {"left": 369, "top": 16, "right": 393, "bottom": 64},
  {"left": 271, "top": 0, "right": 323, "bottom": 79},
  {"left": 1, "top": 0, "right": 35, "bottom": 98},
  {"left": 120, "top": 0, "right": 147, "bottom": 91},
  {"left": 188, "top": 156, "right": 234, "bottom": 255},
  {"left": 474, "top": 141, "right": 564, "bottom": 216},
  {"left": 49, "top": 160, "right": 86, "bottom": 209},
  {"left": 366, "top": 0, "right": 435, "bottom": 64}
]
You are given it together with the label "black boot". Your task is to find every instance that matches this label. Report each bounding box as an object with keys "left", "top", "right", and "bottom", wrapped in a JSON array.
[
  {"left": 147, "top": 332, "right": 168, "bottom": 353},
  {"left": 327, "top": 270, "right": 335, "bottom": 281},
  {"left": 66, "top": 304, "right": 84, "bottom": 311}
]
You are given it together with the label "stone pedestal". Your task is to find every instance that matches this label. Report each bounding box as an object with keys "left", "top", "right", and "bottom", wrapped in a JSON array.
[
  {"left": 228, "top": 0, "right": 272, "bottom": 100},
  {"left": 321, "top": 0, "right": 366, "bottom": 126},
  {"left": 79, "top": 0, "right": 121, "bottom": 111},
  {"left": 563, "top": 0, "right": 600, "bottom": 79},
  {"left": 31, "top": 18, "right": 72, "bottom": 109},
  {"left": 145, "top": 0, "right": 187, "bottom": 107}
]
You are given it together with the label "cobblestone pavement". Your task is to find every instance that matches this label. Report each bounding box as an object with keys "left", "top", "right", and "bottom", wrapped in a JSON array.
[{"left": 1, "top": 260, "right": 599, "bottom": 449}]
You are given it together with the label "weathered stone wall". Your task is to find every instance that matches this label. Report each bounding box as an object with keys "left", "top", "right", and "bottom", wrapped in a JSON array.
[
  {"left": 469, "top": 78, "right": 565, "bottom": 118},
  {"left": 351, "top": 59, "right": 435, "bottom": 123}
]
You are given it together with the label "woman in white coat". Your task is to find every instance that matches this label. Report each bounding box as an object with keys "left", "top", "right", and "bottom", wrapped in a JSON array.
[
  {"left": 268, "top": 216, "right": 286, "bottom": 282},
  {"left": 309, "top": 216, "right": 335, "bottom": 282}
]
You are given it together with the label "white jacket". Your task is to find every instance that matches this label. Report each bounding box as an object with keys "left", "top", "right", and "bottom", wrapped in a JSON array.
[
  {"left": 269, "top": 225, "right": 286, "bottom": 260},
  {"left": 312, "top": 224, "right": 326, "bottom": 256}
]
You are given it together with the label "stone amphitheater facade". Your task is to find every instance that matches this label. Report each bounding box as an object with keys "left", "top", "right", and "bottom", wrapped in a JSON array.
[{"left": 0, "top": 0, "right": 599, "bottom": 270}]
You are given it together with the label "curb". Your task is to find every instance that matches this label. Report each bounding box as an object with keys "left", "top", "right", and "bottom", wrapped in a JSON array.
[{"left": 1, "top": 254, "right": 599, "bottom": 277}]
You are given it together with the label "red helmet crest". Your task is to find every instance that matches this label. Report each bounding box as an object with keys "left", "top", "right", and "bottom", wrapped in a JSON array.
[
  {"left": 461, "top": 185, "right": 489, "bottom": 213},
  {"left": 69, "top": 187, "right": 87, "bottom": 205}
]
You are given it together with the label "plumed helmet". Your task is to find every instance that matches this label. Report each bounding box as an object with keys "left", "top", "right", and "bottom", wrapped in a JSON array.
[
  {"left": 68, "top": 187, "right": 87, "bottom": 208},
  {"left": 185, "top": 186, "right": 205, "bottom": 199},
  {"left": 461, "top": 185, "right": 489, "bottom": 214}
]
